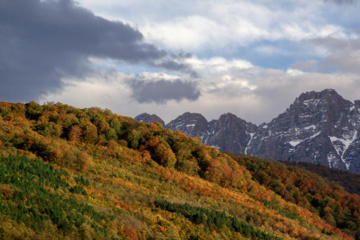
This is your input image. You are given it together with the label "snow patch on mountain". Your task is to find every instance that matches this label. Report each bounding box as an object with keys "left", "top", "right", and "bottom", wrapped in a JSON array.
[
  {"left": 329, "top": 130, "right": 357, "bottom": 170},
  {"left": 303, "top": 99, "right": 320, "bottom": 107},
  {"left": 288, "top": 132, "right": 321, "bottom": 147},
  {"left": 245, "top": 132, "right": 255, "bottom": 154},
  {"left": 304, "top": 125, "right": 316, "bottom": 130}
]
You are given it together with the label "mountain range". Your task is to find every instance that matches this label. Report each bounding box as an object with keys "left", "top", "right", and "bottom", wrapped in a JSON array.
[{"left": 135, "top": 89, "right": 360, "bottom": 175}]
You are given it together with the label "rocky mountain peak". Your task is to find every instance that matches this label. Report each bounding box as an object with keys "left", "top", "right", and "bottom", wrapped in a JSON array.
[
  {"left": 166, "top": 112, "right": 208, "bottom": 137},
  {"left": 297, "top": 88, "right": 340, "bottom": 100},
  {"left": 219, "top": 112, "right": 238, "bottom": 119},
  {"left": 218, "top": 112, "right": 242, "bottom": 124},
  {"left": 292, "top": 89, "right": 350, "bottom": 112},
  {"left": 134, "top": 113, "right": 165, "bottom": 127},
  {"left": 281, "top": 89, "right": 353, "bottom": 131},
  {"left": 247, "top": 89, "right": 360, "bottom": 173}
]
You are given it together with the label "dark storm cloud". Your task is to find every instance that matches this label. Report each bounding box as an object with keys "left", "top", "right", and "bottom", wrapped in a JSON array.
[
  {"left": 154, "top": 57, "right": 198, "bottom": 78},
  {"left": 127, "top": 77, "right": 200, "bottom": 104},
  {"left": 0, "top": 0, "right": 195, "bottom": 102}
]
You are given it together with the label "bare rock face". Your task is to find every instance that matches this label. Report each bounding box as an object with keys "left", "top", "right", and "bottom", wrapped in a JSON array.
[
  {"left": 134, "top": 113, "right": 165, "bottom": 127},
  {"left": 134, "top": 89, "right": 360, "bottom": 174},
  {"left": 205, "top": 113, "right": 257, "bottom": 154}
]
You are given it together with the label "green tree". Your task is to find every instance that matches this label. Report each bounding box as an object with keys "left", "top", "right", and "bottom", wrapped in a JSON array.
[{"left": 128, "top": 129, "right": 142, "bottom": 149}]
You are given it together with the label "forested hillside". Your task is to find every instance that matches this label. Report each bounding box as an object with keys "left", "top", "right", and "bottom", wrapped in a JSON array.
[
  {"left": 0, "top": 101, "right": 359, "bottom": 239},
  {"left": 282, "top": 161, "right": 360, "bottom": 195}
]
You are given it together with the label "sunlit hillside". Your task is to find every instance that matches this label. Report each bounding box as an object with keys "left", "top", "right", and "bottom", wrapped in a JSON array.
[{"left": 0, "top": 101, "right": 359, "bottom": 240}]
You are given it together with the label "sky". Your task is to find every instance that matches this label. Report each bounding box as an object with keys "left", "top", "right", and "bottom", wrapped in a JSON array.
[{"left": 1, "top": 0, "right": 360, "bottom": 124}]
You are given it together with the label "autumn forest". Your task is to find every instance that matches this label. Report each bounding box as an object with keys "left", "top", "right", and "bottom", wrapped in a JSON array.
[{"left": 0, "top": 101, "right": 360, "bottom": 240}]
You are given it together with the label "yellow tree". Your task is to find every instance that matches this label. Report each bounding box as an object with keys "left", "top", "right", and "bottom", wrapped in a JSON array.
[
  {"left": 69, "top": 125, "right": 82, "bottom": 143},
  {"left": 82, "top": 122, "right": 98, "bottom": 144}
]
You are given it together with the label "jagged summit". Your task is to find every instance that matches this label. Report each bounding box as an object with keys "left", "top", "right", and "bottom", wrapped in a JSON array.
[
  {"left": 166, "top": 112, "right": 208, "bottom": 138},
  {"left": 291, "top": 89, "right": 351, "bottom": 112},
  {"left": 166, "top": 112, "right": 256, "bottom": 154},
  {"left": 298, "top": 88, "right": 339, "bottom": 99}
]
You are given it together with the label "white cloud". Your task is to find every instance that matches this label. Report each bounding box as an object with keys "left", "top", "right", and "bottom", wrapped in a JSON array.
[
  {"left": 184, "top": 56, "right": 253, "bottom": 75},
  {"left": 142, "top": 15, "right": 223, "bottom": 50},
  {"left": 286, "top": 68, "right": 305, "bottom": 76},
  {"left": 280, "top": 24, "right": 346, "bottom": 41},
  {"left": 202, "top": 74, "right": 257, "bottom": 94},
  {"left": 76, "top": 0, "right": 355, "bottom": 53},
  {"left": 129, "top": 72, "right": 182, "bottom": 82},
  {"left": 39, "top": 72, "right": 131, "bottom": 109}
]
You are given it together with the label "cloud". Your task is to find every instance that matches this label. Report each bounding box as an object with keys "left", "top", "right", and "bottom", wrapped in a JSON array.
[
  {"left": 324, "top": 49, "right": 360, "bottom": 73},
  {"left": 305, "top": 37, "right": 360, "bottom": 73},
  {"left": 184, "top": 56, "right": 254, "bottom": 76},
  {"left": 290, "top": 60, "right": 320, "bottom": 72},
  {"left": 0, "top": 0, "right": 194, "bottom": 102},
  {"left": 323, "top": 0, "right": 354, "bottom": 4},
  {"left": 126, "top": 74, "right": 200, "bottom": 104},
  {"left": 94, "top": 0, "right": 354, "bottom": 54}
]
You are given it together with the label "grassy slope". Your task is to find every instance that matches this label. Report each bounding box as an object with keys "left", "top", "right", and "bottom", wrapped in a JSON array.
[{"left": 0, "top": 101, "right": 358, "bottom": 240}]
